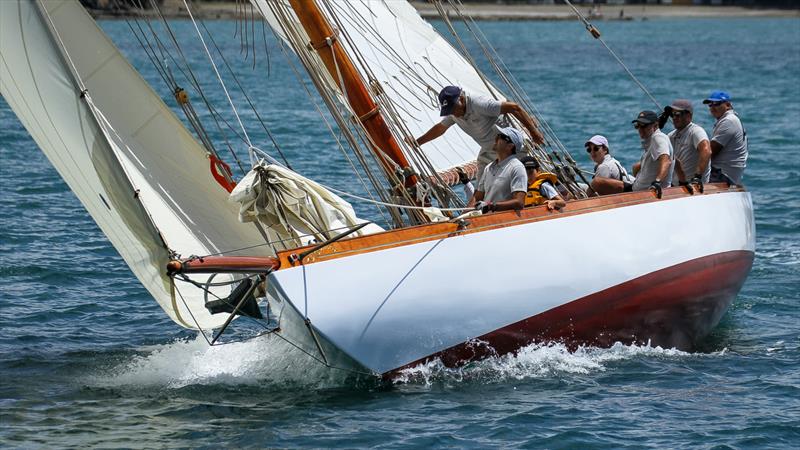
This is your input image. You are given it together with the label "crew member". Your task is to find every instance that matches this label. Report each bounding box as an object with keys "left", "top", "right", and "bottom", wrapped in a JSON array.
[
  {"left": 704, "top": 90, "right": 748, "bottom": 185},
  {"left": 631, "top": 110, "right": 673, "bottom": 198},
  {"left": 584, "top": 134, "right": 633, "bottom": 196},
  {"left": 412, "top": 86, "right": 544, "bottom": 182},
  {"left": 467, "top": 126, "right": 528, "bottom": 214},
  {"left": 520, "top": 156, "right": 566, "bottom": 211},
  {"left": 665, "top": 99, "right": 711, "bottom": 192}
]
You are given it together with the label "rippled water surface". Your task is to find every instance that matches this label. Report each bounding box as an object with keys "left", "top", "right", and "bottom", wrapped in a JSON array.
[{"left": 1, "top": 15, "right": 799, "bottom": 448}]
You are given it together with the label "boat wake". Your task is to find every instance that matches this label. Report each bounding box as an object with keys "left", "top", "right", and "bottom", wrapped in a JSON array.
[
  {"left": 91, "top": 336, "right": 726, "bottom": 391},
  {"left": 392, "top": 341, "right": 720, "bottom": 386}
]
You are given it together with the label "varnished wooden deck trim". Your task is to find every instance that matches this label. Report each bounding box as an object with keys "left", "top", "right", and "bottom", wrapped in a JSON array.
[{"left": 275, "top": 184, "right": 746, "bottom": 269}]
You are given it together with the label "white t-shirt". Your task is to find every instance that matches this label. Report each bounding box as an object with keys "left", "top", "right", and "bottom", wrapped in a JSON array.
[
  {"left": 594, "top": 154, "right": 632, "bottom": 183},
  {"left": 669, "top": 122, "right": 710, "bottom": 183},
  {"left": 710, "top": 110, "right": 748, "bottom": 184},
  {"left": 632, "top": 129, "right": 673, "bottom": 191},
  {"left": 441, "top": 93, "right": 502, "bottom": 165},
  {"left": 477, "top": 155, "right": 527, "bottom": 203}
]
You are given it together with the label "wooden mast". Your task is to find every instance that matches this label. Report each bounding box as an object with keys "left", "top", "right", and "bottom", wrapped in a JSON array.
[{"left": 288, "top": 0, "right": 415, "bottom": 187}]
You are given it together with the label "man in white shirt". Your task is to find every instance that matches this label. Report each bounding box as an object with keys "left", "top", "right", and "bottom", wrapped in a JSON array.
[
  {"left": 703, "top": 90, "right": 748, "bottom": 185},
  {"left": 467, "top": 126, "right": 528, "bottom": 214},
  {"left": 412, "top": 86, "right": 544, "bottom": 182},
  {"left": 665, "top": 99, "right": 711, "bottom": 193},
  {"left": 631, "top": 110, "right": 673, "bottom": 198},
  {"left": 584, "top": 134, "right": 634, "bottom": 196}
]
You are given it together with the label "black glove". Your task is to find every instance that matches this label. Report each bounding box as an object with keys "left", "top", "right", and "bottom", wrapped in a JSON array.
[
  {"left": 456, "top": 167, "right": 470, "bottom": 185},
  {"left": 678, "top": 180, "right": 694, "bottom": 195},
  {"left": 474, "top": 201, "right": 493, "bottom": 214},
  {"left": 650, "top": 180, "right": 662, "bottom": 199},
  {"left": 658, "top": 108, "right": 671, "bottom": 130},
  {"left": 690, "top": 173, "right": 704, "bottom": 193}
]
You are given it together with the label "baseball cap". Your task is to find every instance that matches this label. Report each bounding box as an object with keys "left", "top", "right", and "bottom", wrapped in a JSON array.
[
  {"left": 495, "top": 125, "right": 524, "bottom": 153},
  {"left": 665, "top": 99, "right": 693, "bottom": 114},
  {"left": 702, "top": 90, "right": 731, "bottom": 104},
  {"left": 438, "top": 86, "right": 462, "bottom": 116},
  {"left": 584, "top": 135, "right": 609, "bottom": 147},
  {"left": 632, "top": 110, "right": 659, "bottom": 125},
  {"left": 519, "top": 155, "right": 540, "bottom": 170}
]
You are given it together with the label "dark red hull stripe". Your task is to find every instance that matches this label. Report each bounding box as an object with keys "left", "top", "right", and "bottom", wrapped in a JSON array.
[{"left": 389, "top": 250, "right": 754, "bottom": 376}]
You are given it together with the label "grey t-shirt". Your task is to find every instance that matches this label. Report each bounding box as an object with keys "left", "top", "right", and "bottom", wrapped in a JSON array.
[
  {"left": 539, "top": 182, "right": 559, "bottom": 200},
  {"left": 632, "top": 129, "right": 673, "bottom": 191},
  {"left": 441, "top": 93, "right": 502, "bottom": 165},
  {"left": 669, "top": 122, "right": 711, "bottom": 182},
  {"left": 477, "top": 155, "right": 527, "bottom": 203},
  {"left": 710, "top": 110, "right": 748, "bottom": 184}
]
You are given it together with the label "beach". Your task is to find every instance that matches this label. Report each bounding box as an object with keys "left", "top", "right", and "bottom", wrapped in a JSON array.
[{"left": 90, "top": 1, "right": 799, "bottom": 20}]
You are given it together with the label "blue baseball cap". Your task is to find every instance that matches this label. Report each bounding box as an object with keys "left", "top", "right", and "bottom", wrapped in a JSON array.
[
  {"left": 495, "top": 125, "right": 524, "bottom": 153},
  {"left": 438, "top": 86, "right": 462, "bottom": 116},
  {"left": 703, "top": 90, "right": 731, "bottom": 104}
]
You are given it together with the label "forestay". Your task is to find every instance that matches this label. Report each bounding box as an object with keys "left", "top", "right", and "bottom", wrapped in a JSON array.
[
  {"left": 250, "top": 0, "right": 506, "bottom": 175},
  {"left": 0, "top": 0, "right": 269, "bottom": 329}
]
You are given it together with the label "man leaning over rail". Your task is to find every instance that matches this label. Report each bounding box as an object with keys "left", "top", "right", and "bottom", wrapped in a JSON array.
[
  {"left": 411, "top": 86, "right": 544, "bottom": 183},
  {"left": 467, "top": 126, "right": 528, "bottom": 214}
]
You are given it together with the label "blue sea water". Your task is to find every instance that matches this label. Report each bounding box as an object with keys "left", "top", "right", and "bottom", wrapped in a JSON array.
[{"left": 1, "top": 15, "right": 799, "bottom": 448}]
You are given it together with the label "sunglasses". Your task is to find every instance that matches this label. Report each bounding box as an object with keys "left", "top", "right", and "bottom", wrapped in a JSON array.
[
  {"left": 707, "top": 101, "right": 724, "bottom": 107},
  {"left": 586, "top": 145, "right": 603, "bottom": 153},
  {"left": 496, "top": 134, "right": 513, "bottom": 143},
  {"left": 633, "top": 122, "right": 651, "bottom": 130},
  {"left": 671, "top": 111, "right": 687, "bottom": 118}
]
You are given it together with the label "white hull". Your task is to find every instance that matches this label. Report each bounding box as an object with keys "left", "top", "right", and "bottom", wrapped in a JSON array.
[{"left": 266, "top": 190, "right": 755, "bottom": 376}]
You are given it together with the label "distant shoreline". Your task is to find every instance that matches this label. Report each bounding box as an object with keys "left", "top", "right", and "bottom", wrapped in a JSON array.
[{"left": 88, "top": 3, "right": 800, "bottom": 21}]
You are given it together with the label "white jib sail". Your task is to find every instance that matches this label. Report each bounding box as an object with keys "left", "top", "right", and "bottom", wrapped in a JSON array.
[
  {"left": 250, "top": 0, "right": 507, "bottom": 175},
  {"left": 1, "top": 0, "right": 270, "bottom": 330}
]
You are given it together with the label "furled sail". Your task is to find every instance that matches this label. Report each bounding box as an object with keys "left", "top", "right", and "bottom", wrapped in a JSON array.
[
  {"left": 230, "top": 163, "right": 384, "bottom": 249},
  {"left": 250, "top": 0, "right": 507, "bottom": 175},
  {"left": 0, "top": 0, "right": 270, "bottom": 329}
]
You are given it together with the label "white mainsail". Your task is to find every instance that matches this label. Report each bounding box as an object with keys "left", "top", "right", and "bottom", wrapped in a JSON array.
[
  {"left": 250, "top": 0, "right": 506, "bottom": 175},
  {"left": 1, "top": 0, "right": 270, "bottom": 329}
]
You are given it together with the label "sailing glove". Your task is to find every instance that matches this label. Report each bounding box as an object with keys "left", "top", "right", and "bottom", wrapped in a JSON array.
[
  {"left": 690, "top": 173, "right": 704, "bottom": 193},
  {"left": 650, "top": 180, "right": 663, "bottom": 199},
  {"left": 474, "top": 201, "right": 493, "bottom": 214},
  {"left": 679, "top": 180, "right": 694, "bottom": 195}
]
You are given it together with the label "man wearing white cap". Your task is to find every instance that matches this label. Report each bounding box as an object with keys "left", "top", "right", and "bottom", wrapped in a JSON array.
[
  {"left": 584, "top": 134, "right": 633, "bottom": 196},
  {"left": 412, "top": 86, "right": 544, "bottom": 183},
  {"left": 467, "top": 126, "right": 528, "bottom": 214},
  {"left": 665, "top": 99, "right": 711, "bottom": 192}
]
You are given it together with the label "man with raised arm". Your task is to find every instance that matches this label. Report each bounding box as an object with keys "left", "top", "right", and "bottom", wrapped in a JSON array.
[
  {"left": 703, "top": 90, "right": 748, "bottom": 185},
  {"left": 665, "top": 99, "right": 711, "bottom": 193},
  {"left": 411, "top": 86, "right": 545, "bottom": 182},
  {"left": 467, "top": 126, "right": 528, "bottom": 214}
]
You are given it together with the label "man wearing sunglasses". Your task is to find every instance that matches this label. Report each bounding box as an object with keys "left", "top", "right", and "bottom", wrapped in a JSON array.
[
  {"left": 703, "top": 91, "right": 748, "bottom": 185},
  {"left": 631, "top": 110, "right": 673, "bottom": 199},
  {"left": 467, "top": 126, "right": 528, "bottom": 214},
  {"left": 665, "top": 99, "right": 711, "bottom": 193},
  {"left": 584, "top": 134, "right": 634, "bottom": 196},
  {"left": 411, "top": 86, "right": 544, "bottom": 183}
]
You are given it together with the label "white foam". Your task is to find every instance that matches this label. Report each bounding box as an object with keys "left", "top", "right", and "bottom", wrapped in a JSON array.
[
  {"left": 93, "top": 334, "right": 353, "bottom": 390},
  {"left": 393, "top": 341, "right": 707, "bottom": 386}
]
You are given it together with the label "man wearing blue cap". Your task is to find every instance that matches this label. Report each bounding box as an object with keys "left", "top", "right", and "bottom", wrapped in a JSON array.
[
  {"left": 703, "top": 90, "right": 748, "bottom": 185},
  {"left": 411, "top": 86, "right": 544, "bottom": 182},
  {"left": 466, "top": 126, "right": 528, "bottom": 214}
]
